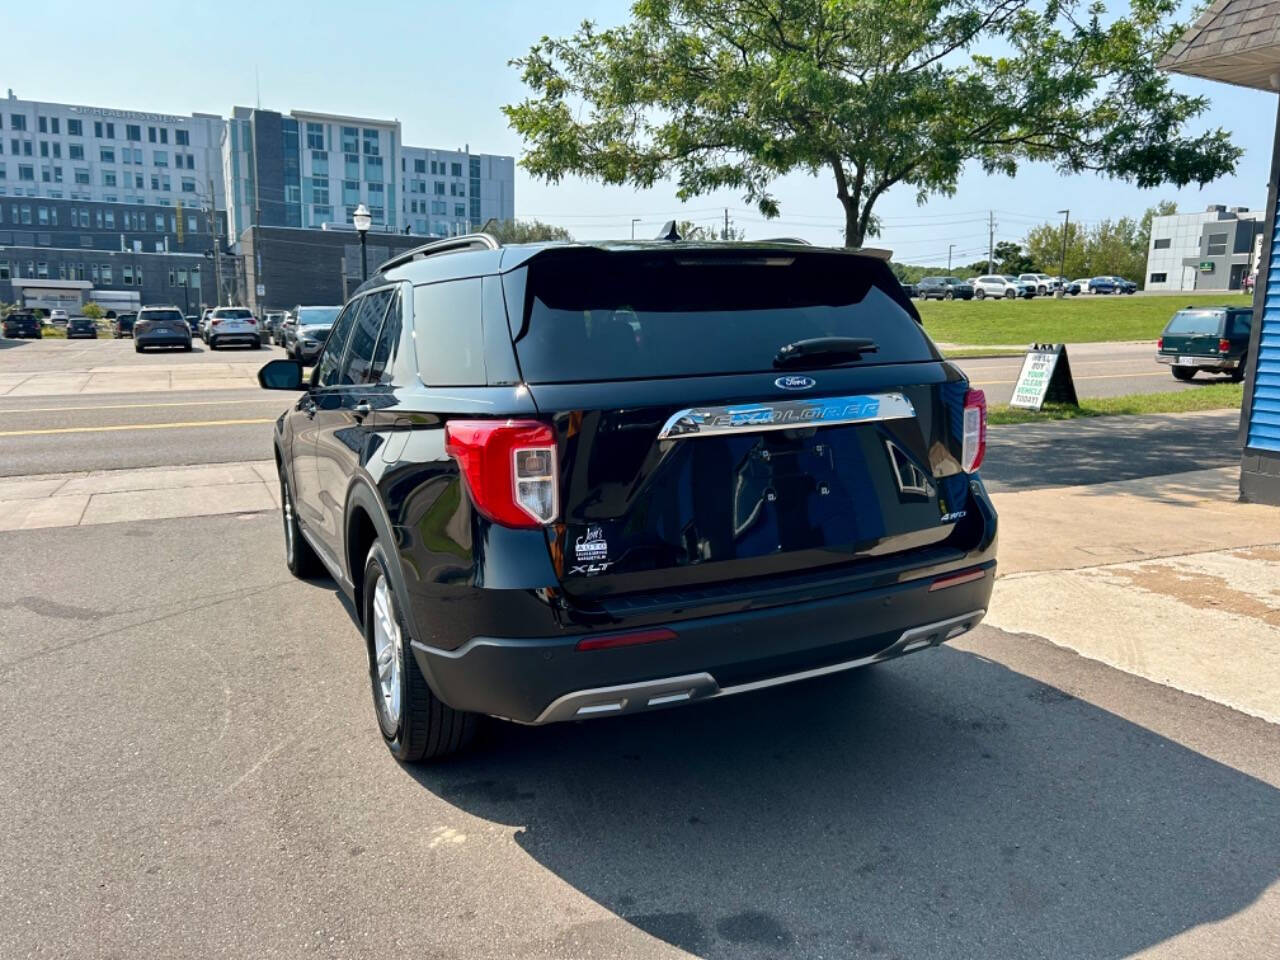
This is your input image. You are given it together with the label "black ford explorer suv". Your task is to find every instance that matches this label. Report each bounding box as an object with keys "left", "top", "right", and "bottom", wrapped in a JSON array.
[{"left": 257, "top": 235, "right": 997, "bottom": 762}]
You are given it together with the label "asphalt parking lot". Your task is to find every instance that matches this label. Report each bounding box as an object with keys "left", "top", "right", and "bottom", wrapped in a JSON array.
[{"left": 0, "top": 333, "right": 1277, "bottom": 959}]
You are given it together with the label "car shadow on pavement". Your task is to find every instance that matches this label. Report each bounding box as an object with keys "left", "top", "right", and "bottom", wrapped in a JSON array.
[
  {"left": 404, "top": 643, "right": 1278, "bottom": 959},
  {"left": 983, "top": 410, "right": 1241, "bottom": 492},
  {"left": 0, "top": 338, "right": 33, "bottom": 350}
]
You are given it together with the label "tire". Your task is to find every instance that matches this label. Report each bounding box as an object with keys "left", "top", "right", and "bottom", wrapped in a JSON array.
[
  {"left": 1172, "top": 366, "right": 1196, "bottom": 381},
  {"left": 975, "top": 288, "right": 985, "bottom": 301},
  {"left": 1005, "top": 288, "right": 1016, "bottom": 300},
  {"left": 183, "top": 342, "right": 193, "bottom": 352},
  {"left": 208, "top": 338, "right": 218, "bottom": 351},
  {"left": 363, "top": 540, "right": 477, "bottom": 763},
  {"left": 134, "top": 343, "right": 143, "bottom": 353},
  {"left": 944, "top": 290, "right": 953, "bottom": 301},
  {"left": 253, "top": 337, "right": 262, "bottom": 349},
  {"left": 279, "top": 465, "right": 324, "bottom": 579},
  {"left": 1231, "top": 357, "right": 1247, "bottom": 383}
]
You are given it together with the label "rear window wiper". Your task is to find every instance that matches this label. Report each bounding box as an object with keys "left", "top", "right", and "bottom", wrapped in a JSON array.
[{"left": 774, "top": 337, "right": 879, "bottom": 369}]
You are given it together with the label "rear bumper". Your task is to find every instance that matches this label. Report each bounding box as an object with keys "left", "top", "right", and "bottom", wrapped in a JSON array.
[
  {"left": 410, "top": 558, "right": 995, "bottom": 724},
  {"left": 136, "top": 332, "right": 191, "bottom": 346},
  {"left": 211, "top": 331, "right": 259, "bottom": 344},
  {"left": 1156, "top": 353, "right": 1238, "bottom": 370}
]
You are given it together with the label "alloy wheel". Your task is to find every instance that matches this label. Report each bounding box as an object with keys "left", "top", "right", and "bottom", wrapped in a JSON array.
[{"left": 371, "top": 576, "right": 403, "bottom": 729}]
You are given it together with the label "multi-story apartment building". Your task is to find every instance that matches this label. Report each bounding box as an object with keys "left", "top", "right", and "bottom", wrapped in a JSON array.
[
  {"left": 222, "top": 106, "right": 514, "bottom": 245},
  {"left": 0, "top": 89, "right": 225, "bottom": 213},
  {"left": 0, "top": 195, "right": 222, "bottom": 313}
]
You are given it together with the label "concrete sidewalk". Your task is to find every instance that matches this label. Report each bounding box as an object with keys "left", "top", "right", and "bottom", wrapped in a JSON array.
[
  {"left": 0, "top": 362, "right": 263, "bottom": 397},
  {"left": 0, "top": 460, "right": 277, "bottom": 530},
  {"left": 986, "top": 465, "right": 1280, "bottom": 724}
]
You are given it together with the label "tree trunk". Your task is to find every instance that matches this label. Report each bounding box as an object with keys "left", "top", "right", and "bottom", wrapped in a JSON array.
[{"left": 842, "top": 198, "right": 864, "bottom": 248}]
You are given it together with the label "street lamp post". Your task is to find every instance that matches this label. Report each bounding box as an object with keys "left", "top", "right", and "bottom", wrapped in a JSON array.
[
  {"left": 353, "top": 203, "right": 372, "bottom": 281},
  {"left": 631, "top": 218, "right": 641, "bottom": 240},
  {"left": 1057, "top": 209, "right": 1070, "bottom": 297}
]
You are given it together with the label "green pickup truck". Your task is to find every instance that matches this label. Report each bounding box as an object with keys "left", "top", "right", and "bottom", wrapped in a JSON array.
[{"left": 1156, "top": 306, "right": 1252, "bottom": 382}]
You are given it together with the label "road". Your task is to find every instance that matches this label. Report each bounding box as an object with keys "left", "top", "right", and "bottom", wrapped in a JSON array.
[
  {"left": 0, "top": 338, "right": 1226, "bottom": 476},
  {"left": 1, "top": 337, "right": 1276, "bottom": 959}
]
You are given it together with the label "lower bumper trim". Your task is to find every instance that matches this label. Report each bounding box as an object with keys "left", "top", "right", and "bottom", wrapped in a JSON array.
[{"left": 527, "top": 609, "right": 985, "bottom": 725}]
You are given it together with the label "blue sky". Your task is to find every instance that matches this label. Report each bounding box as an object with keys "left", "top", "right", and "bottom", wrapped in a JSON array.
[{"left": 8, "top": 0, "right": 1275, "bottom": 264}]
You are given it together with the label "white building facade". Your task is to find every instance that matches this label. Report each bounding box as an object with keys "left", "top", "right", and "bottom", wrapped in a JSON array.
[
  {"left": 1145, "top": 204, "right": 1265, "bottom": 292},
  {"left": 0, "top": 89, "right": 225, "bottom": 213}
]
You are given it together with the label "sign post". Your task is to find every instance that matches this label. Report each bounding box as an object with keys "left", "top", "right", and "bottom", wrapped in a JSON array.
[{"left": 1009, "top": 343, "right": 1079, "bottom": 411}]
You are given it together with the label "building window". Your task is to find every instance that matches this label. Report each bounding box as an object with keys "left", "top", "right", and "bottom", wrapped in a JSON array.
[
  {"left": 175, "top": 129, "right": 189, "bottom": 146},
  {"left": 37, "top": 206, "right": 49, "bottom": 225},
  {"left": 414, "top": 158, "right": 425, "bottom": 173},
  {"left": 38, "top": 116, "right": 48, "bottom": 134},
  {"left": 365, "top": 155, "right": 383, "bottom": 179},
  {"left": 159, "top": 128, "right": 168, "bottom": 145},
  {"left": 344, "top": 154, "right": 360, "bottom": 180},
  {"left": 1152, "top": 238, "right": 1171, "bottom": 250},
  {"left": 68, "top": 119, "right": 82, "bottom": 137},
  {"left": 10, "top": 115, "right": 26, "bottom": 131},
  {"left": 102, "top": 171, "right": 116, "bottom": 187},
  {"left": 187, "top": 214, "right": 197, "bottom": 232},
  {"left": 454, "top": 203, "right": 465, "bottom": 218},
  {"left": 0, "top": 261, "right": 9, "bottom": 281},
  {"left": 307, "top": 123, "right": 324, "bottom": 150},
  {"left": 312, "top": 205, "right": 332, "bottom": 223},
  {"left": 151, "top": 174, "right": 160, "bottom": 191},
  {"left": 154, "top": 151, "right": 168, "bottom": 167},
  {"left": 37, "top": 261, "right": 48, "bottom": 278},
  {"left": 181, "top": 178, "right": 196, "bottom": 193},
  {"left": 74, "top": 168, "right": 89, "bottom": 184},
  {"left": 39, "top": 141, "right": 49, "bottom": 158},
  {"left": 1206, "top": 233, "right": 1228, "bottom": 256},
  {"left": 311, "top": 150, "right": 328, "bottom": 174},
  {"left": 148, "top": 126, "right": 157, "bottom": 143},
  {"left": 362, "top": 129, "right": 379, "bottom": 156},
  {"left": 101, "top": 264, "right": 112, "bottom": 284},
  {"left": 341, "top": 127, "right": 358, "bottom": 154},
  {"left": 52, "top": 143, "right": 61, "bottom": 159},
  {"left": 305, "top": 177, "right": 330, "bottom": 205},
  {"left": 135, "top": 173, "right": 144, "bottom": 189},
  {"left": 434, "top": 181, "right": 444, "bottom": 195},
  {"left": 1149, "top": 272, "right": 1168, "bottom": 283},
  {"left": 104, "top": 211, "right": 114, "bottom": 228},
  {"left": 18, "top": 164, "right": 33, "bottom": 181},
  {"left": 123, "top": 264, "right": 134, "bottom": 285},
  {"left": 91, "top": 264, "right": 99, "bottom": 282},
  {"left": 154, "top": 214, "right": 165, "bottom": 231},
  {"left": 126, "top": 124, "right": 141, "bottom": 142},
  {"left": 69, "top": 144, "right": 83, "bottom": 161}
]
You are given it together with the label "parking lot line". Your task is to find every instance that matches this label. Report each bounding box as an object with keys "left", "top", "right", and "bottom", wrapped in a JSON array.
[{"left": 0, "top": 418, "right": 275, "bottom": 438}]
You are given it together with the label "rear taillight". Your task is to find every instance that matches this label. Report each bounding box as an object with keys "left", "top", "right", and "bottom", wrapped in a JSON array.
[
  {"left": 247, "top": 317, "right": 257, "bottom": 325},
  {"left": 444, "top": 419, "right": 558, "bottom": 528},
  {"left": 961, "top": 388, "right": 986, "bottom": 473},
  {"left": 1157, "top": 337, "right": 1164, "bottom": 350},
  {"left": 211, "top": 318, "right": 221, "bottom": 326},
  {"left": 1218, "top": 338, "right": 1230, "bottom": 353}
]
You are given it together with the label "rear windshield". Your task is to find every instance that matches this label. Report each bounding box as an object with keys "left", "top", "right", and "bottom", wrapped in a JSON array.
[
  {"left": 1165, "top": 310, "right": 1224, "bottom": 335},
  {"left": 214, "top": 308, "right": 253, "bottom": 319},
  {"left": 512, "top": 250, "right": 936, "bottom": 383},
  {"left": 297, "top": 307, "right": 341, "bottom": 325},
  {"left": 140, "top": 309, "right": 184, "bottom": 322}
]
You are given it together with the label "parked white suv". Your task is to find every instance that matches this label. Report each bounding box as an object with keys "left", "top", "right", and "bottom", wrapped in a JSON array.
[
  {"left": 973, "top": 275, "right": 1034, "bottom": 300},
  {"left": 1018, "top": 273, "right": 1054, "bottom": 295},
  {"left": 206, "top": 307, "right": 261, "bottom": 350}
]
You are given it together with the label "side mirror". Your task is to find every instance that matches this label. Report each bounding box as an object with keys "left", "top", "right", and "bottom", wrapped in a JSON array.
[{"left": 258, "top": 358, "right": 306, "bottom": 391}]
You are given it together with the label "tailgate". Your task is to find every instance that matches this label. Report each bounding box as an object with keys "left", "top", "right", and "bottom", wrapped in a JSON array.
[{"left": 504, "top": 245, "right": 978, "bottom": 601}]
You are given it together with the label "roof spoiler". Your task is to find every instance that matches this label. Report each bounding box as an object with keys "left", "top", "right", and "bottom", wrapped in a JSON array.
[{"left": 378, "top": 233, "right": 500, "bottom": 272}]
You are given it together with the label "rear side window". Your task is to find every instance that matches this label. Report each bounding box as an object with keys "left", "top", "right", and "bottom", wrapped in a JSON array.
[
  {"left": 1228, "top": 311, "right": 1253, "bottom": 338},
  {"left": 511, "top": 250, "right": 936, "bottom": 383},
  {"left": 369, "top": 289, "right": 403, "bottom": 384},
  {"left": 340, "top": 289, "right": 393, "bottom": 386},
  {"left": 413, "top": 279, "right": 484, "bottom": 386}
]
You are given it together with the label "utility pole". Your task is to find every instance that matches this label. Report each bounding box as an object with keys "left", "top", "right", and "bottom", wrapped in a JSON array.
[
  {"left": 1057, "top": 209, "right": 1071, "bottom": 281},
  {"left": 987, "top": 211, "right": 995, "bottom": 274},
  {"left": 631, "top": 218, "right": 640, "bottom": 240},
  {"left": 948, "top": 243, "right": 955, "bottom": 272},
  {"left": 724, "top": 208, "right": 730, "bottom": 241},
  {"left": 208, "top": 177, "right": 223, "bottom": 307}
]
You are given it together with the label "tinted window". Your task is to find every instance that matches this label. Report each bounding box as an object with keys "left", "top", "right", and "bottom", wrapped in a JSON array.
[
  {"left": 1228, "top": 311, "right": 1253, "bottom": 337},
  {"left": 315, "top": 303, "right": 358, "bottom": 387},
  {"left": 369, "top": 289, "right": 403, "bottom": 384},
  {"left": 340, "top": 289, "right": 393, "bottom": 386},
  {"left": 139, "top": 309, "right": 183, "bottom": 322},
  {"left": 214, "top": 308, "right": 252, "bottom": 319},
  {"left": 413, "top": 279, "right": 484, "bottom": 386},
  {"left": 512, "top": 250, "right": 934, "bottom": 384},
  {"left": 296, "top": 306, "right": 341, "bottom": 326},
  {"left": 1164, "top": 310, "right": 1224, "bottom": 336}
]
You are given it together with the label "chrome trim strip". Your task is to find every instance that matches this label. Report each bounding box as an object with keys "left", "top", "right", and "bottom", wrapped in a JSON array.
[
  {"left": 525, "top": 610, "right": 985, "bottom": 724},
  {"left": 657, "top": 392, "right": 916, "bottom": 440}
]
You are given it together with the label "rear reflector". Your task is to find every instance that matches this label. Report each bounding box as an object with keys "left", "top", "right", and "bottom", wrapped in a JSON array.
[
  {"left": 444, "top": 419, "right": 559, "bottom": 528},
  {"left": 961, "top": 388, "right": 986, "bottom": 473},
  {"left": 929, "top": 568, "right": 987, "bottom": 591},
  {"left": 576, "top": 628, "right": 678, "bottom": 652}
]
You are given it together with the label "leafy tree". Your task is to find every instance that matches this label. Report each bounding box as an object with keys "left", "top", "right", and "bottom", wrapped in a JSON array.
[
  {"left": 504, "top": 0, "right": 1240, "bottom": 247},
  {"left": 480, "top": 218, "right": 574, "bottom": 243},
  {"left": 993, "top": 241, "right": 1035, "bottom": 274},
  {"left": 81, "top": 302, "right": 106, "bottom": 320},
  {"left": 1023, "top": 200, "right": 1175, "bottom": 286},
  {"left": 676, "top": 219, "right": 747, "bottom": 241}
]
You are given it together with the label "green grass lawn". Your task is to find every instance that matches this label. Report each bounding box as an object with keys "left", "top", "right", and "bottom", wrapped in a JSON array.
[
  {"left": 987, "top": 381, "right": 1244, "bottom": 424},
  {"left": 919, "top": 292, "right": 1252, "bottom": 347}
]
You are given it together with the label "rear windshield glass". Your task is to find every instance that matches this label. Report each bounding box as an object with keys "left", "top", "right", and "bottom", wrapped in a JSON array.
[
  {"left": 297, "top": 307, "right": 341, "bottom": 325},
  {"left": 512, "top": 250, "right": 935, "bottom": 383},
  {"left": 215, "top": 309, "right": 252, "bottom": 319},
  {"left": 1165, "top": 310, "right": 1224, "bottom": 335},
  {"left": 140, "top": 309, "right": 184, "bottom": 322}
]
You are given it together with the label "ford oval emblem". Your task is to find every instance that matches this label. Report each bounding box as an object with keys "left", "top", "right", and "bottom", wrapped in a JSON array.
[{"left": 775, "top": 375, "right": 816, "bottom": 391}]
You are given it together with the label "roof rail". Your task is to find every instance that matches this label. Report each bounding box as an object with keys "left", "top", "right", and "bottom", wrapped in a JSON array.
[
  {"left": 759, "top": 237, "right": 812, "bottom": 245},
  {"left": 377, "top": 233, "right": 501, "bottom": 273}
]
